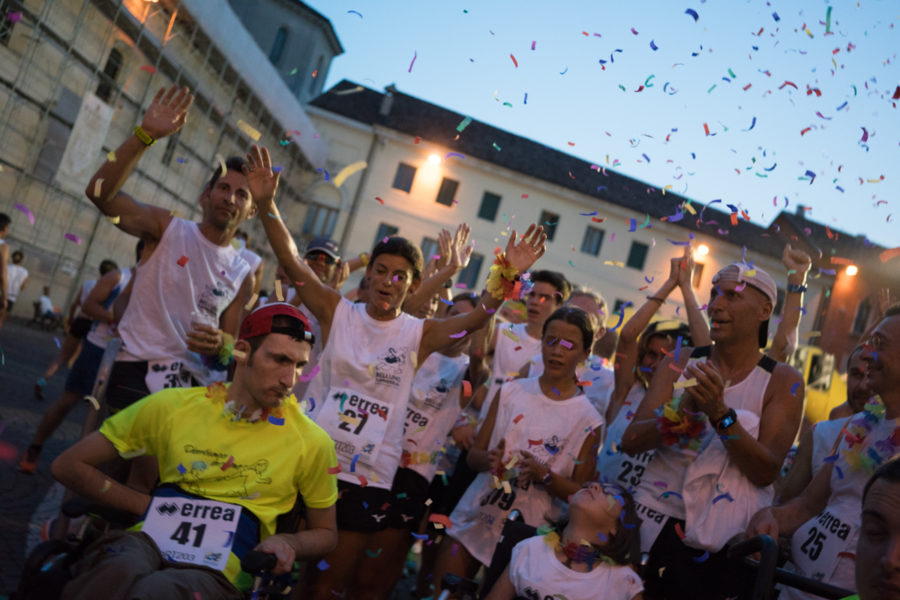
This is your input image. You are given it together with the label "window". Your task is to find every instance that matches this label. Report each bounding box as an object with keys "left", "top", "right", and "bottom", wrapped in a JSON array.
[
  {"left": 852, "top": 297, "right": 872, "bottom": 336},
  {"left": 435, "top": 177, "right": 459, "bottom": 207},
  {"left": 160, "top": 131, "right": 181, "bottom": 166},
  {"left": 421, "top": 237, "right": 439, "bottom": 264},
  {"left": 539, "top": 210, "right": 559, "bottom": 241},
  {"left": 96, "top": 48, "right": 123, "bottom": 103},
  {"left": 457, "top": 252, "right": 484, "bottom": 290},
  {"left": 580, "top": 226, "right": 604, "bottom": 256},
  {"left": 392, "top": 163, "right": 416, "bottom": 192},
  {"left": 303, "top": 204, "right": 339, "bottom": 238},
  {"left": 626, "top": 241, "right": 649, "bottom": 270},
  {"left": 692, "top": 262, "right": 705, "bottom": 289},
  {"left": 478, "top": 192, "right": 501, "bottom": 221},
  {"left": 269, "top": 27, "right": 288, "bottom": 64},
  {"left": 374, "top": 223, "right": 399, "bottom": 248}
]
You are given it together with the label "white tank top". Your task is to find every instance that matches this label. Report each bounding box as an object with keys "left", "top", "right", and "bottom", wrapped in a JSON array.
[
  {"left": 597, "top": 383, "right": 655, "bottom": 490},
  {"left": 449, "top": 377, "right": 604, "bottom": 566},
  {"left": 509, "top": 536, "right": 644, "bottom": 600},
  {"left": 6, "top": 264, "right": 29, "bottom": 300},
  {"left": 306, "top": 298, "right": 424, "bottom": 490},
  {"left": 784, "top": 415, "right": 900, "bottom": 599},
  {"left": 86, "top": 269, "right": 133, "bottom": 348},
  {"left": 529, "top": 352, "right": 615, "bottom": 418},
  {"left": 635, "top": 349, "right": 776, "bottom": 521},
  {"left": 403, "top": 352, "right": 469, "bottom": 481},
  {"left": 811, "top": 417, "right": 851, "bottom": 474},
  {"left": 239, "top": 247, "right": 262, "bottom": 273},
  {"left": 478, "top": 322, "right": 541, "bottom": 422},
  {"left": 117, "top": 218, "right": 250, "bottom": 383},
  {"left": 74, "top": 279, "right": 98, "bottom": 318}
]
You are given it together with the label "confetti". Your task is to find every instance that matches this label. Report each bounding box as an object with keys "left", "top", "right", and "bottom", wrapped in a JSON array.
[
  {"left": 13, "top": 203, "right": 34, "bottom": 226},
  {"left": 327, "top": 465, "right": 341, "bottom": 475},
  {"left": 317, "top": 559, "right": 330, "bottom": 570},
  {"left": 449, "top": 330, "right": 468, "bottom": 339},
  {"left": 100, "top": 480, "right": 112, "bottom": 493},
  {"left": 684, "top": 8, "right": 699, "bottom": 21},
  {"left": 712, "top": 493, "right": 734, "bottom": 504},
  {"left": 65, "top": 233, "right": 83, "bottom": 245},
  {"left": 300, "top": 365, "right": 321, "bottom": 382},
  {"left": 693, "top": 551, "right": 710, "bottom": 562},
  {"left": 177, "top": 255, "right": 189, "bottom": 267},
  {"left": 364, "top": 548, "right": 382, "bottom": 557},
  {"left": 236, "top": 120, "right": 261, "bottom": 141},
  {"left": 85, "top": 395, "right": 100, "bottom": 410},
  {"left": 347, "top": 9, "right": 363, "bottom": 18},
  {"left": 106, "top": 215, "right": 121, "bottom": 225},
  {"left": 357, "top": 475, "right": 368, "bottom": 487},
  {"left": 510, "top": 54, "right": 518, "bottom": 67},
  {"left": 411, "top": 532, "right": 429, "bottom": 540},
  {"left": 333, "top": 161, "right": 367, "bottom": 187},
  {"left": 350, "top": 453, "right": 360, "bottom": 472},
  {"left": 673, "top": 378, "right": 698, "bottom": 390},
  {"left": 408, "top": 51, "right": 418, "bottom": 73},
  {"left": 140, "top": 65, "right": 157, "bottom": 74},
  {"left": 428, "top": 513, "right": 453, "bottom": 529},
  {"left": 514, "top": 414, "right": 524, "bottom": 424},
  {"left": 268, "top": 415, "right": 285, "bottom": 426},
  {"left": 650, "top": 40, "right": 658, "bottom": 51},
  {"left": 462, "top": 381, "right": 472, "bottom": 397},
  {"left": 107, "top": 151, "right": 116, "bottom": 162}
]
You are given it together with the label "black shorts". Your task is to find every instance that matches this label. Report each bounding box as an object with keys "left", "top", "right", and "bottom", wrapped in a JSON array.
[
  {"left": 69, "top": 316, "right": 93, "bottom": 339},
  {"left": 64, "top": 340, "right": 106, "bottom": 396},
  {"left": 643, "top": 517, "right": 754, "bottom": 600},
  {"left": 434, "top": 449, "right": 478, "bottom": 516},
  {"left": 335, "top": 480, "right": 394, "bottom": 533},
  {"left": 105, "top": 361, "right": 153, "bottom": 412},
  {"left": 386, "top": 468, "right": 430, "bottom": 530}
]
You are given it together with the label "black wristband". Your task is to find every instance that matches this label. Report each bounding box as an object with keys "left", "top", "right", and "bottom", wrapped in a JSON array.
[{"left": 715, "top": 408, "right": 738, "bottom": 431}]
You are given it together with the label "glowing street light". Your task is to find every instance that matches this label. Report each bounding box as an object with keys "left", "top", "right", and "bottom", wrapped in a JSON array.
[
  {"left": 845, "top": 265, "right": 859, "bottom": 277},
  {"left": 427, "top": 154, "right": 442, "bottom": 166},
  {"left": 694, "top": 244, "right": 710, "bottom": 259}
]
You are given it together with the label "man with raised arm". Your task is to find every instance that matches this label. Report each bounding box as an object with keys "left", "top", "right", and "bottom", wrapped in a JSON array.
[
  {"left": 83, "top": 85, "right": 254, "bottom": 408},
  {"left": 242, "top": 144, "right": 546, "bottom": 600}
]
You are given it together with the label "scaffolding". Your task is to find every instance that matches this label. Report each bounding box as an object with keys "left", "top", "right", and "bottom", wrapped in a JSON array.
[{"left": 0, "top": 0, "right": 319, "bottom": 313}]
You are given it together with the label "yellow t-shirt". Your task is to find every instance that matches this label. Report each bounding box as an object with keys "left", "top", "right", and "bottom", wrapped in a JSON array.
[{"left": 100, "top": 385, "right": 338, "bottom": 585}]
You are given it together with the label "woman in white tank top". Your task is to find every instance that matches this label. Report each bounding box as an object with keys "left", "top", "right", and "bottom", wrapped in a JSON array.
[{"left": 430, "top": 306, "right": 605, "bottom": 589}]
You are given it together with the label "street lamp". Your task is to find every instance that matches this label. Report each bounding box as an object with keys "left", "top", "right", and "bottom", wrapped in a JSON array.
[
  {"left": 427, "top": 154, "right": 442, "bottom": 166},
  {"left": 845, "top": 265, "right": 858, "bottom": 277},
  {"left": 694, "top": 244, "right": 710, "bottom": 259}
]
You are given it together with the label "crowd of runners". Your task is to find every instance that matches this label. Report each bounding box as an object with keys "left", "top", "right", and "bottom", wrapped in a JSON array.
[{"left": 1, "top": 85, "right": 897, "bottom": 600}]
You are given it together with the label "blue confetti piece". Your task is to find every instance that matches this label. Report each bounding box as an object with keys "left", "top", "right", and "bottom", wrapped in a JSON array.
[
  {"left": 580, "top": 211, "right": 598, "bottom": 216},
  {"left": 836, "top": 101, "right": 848, "bottom": 111},
  {"left": 317, "top": 559, "right": 330, "bottom": 570},
  {"left": 823, "top": 454, "right": 839, "bottom": 463},
  {"left": 641, "top": 153, "right": 650, "bottom": 163},
  {"left": 659, "top": 491, "right": 684, "bottom": 500},
  {"left": 54, "top": 337, "right": 61, "bottom": 348},
  {"left": 439, "top": 297, "right": 453, "bottom": 305},
  {"left": 804, "top": 170, "right": 816, "bottom": 184},
  {"left": 268, "top": 415, "right": 285, "bottom": 426},
  {"left": 272, "top": 166, "right": 284, "bottom": 173},
  {"left": 685, "top": 8, "right": 699, "bottom": 21},
  {"left": 712, "top": 493, "right": 734, "bottom": 504},
  {"left": 177, "top": 463, "right": 187, "bottom": 474},
  {"left": 524, "top": 92, "right": 528, "bottom": 104},
  {"left": 835, "top": 465, "right": 844, "bottom": 479},
  {"left": 411, "top": 532, "right": 429, "bottom": 540},
  {"left": 650, "top": 40, "right": 658, "bottom": 51},
  {"left": 693, "top": 551, "right": 710, "bottom": 562},
  {"left": 790, "top": 382, "right": 800, "bottom": 396},
  {"left": 350, "top": 454, "right": 360, "bottom": 472},
  {"left": 317, "top": 168, "right": 330, "bottom": 181}
]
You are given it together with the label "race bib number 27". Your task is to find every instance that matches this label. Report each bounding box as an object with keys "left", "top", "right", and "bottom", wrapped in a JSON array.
[
  {"left": 142, "top": 496, "right": 242, "bottom": 572},
  {"left": 318, "top": 387, "right": 391, "bottom": 469}
]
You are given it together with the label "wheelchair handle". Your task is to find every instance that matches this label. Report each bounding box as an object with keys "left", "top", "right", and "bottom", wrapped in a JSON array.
[
  {"left": 241, "top": 550, "right": 278, "bottom": 574},
  {"left": 726, "top": 535, "right": 778, "bottom": 600}
]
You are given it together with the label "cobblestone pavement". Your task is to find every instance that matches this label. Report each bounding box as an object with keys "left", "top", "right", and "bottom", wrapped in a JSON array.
[{"left": 0, "top": 318, "right": 89, "bottom": 595}]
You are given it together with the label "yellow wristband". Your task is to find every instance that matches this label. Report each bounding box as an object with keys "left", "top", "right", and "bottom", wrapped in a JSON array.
[{"left": 133, "top": 125, "right": 156, "bottom": 147}]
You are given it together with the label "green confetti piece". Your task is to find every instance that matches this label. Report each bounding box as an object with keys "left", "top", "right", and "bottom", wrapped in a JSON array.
[
  {"left": 456, "top": 116, "right": 472, "bottom": 132},
  {"left": 618, "top": 84, "right": 626, "bottom": 92},
  {"left": 707, "top": 84, "right": 717, "bottom": 93},
  {"left": 728, "top": 68, "right": 736, "bottom": 78},
  {"left": 491, "top": 142, "right": 501, "bottom": 151}
]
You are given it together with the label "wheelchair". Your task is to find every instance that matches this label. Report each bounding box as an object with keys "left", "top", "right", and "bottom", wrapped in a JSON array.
[
  {"left": 11, "top": 338, "right": 299, "bottom": 600},
  {"left": 443, "top": 511, "right": 855, "bottom": 600}
]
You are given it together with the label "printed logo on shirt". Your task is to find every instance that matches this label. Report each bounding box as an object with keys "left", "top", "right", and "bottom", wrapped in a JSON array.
[
  {"left": 197, "top": 280, "right": 232, "bottom": 322},
  {"left": 522, "top": 587, "right": 566, "bottom": 600},
  {"left": 178, "top": 447, "right": 272, "bottom": 499},
  {"left": 635, "top": 501, "right": 667, "bottom": 524},
  {"left": 374, "top": 346, "right": 411, "bottom": 388}
]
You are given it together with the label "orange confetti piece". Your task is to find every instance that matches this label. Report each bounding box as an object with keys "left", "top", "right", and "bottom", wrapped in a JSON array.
[
  {"left": 510, "top": 54, "right": 518, "bottom": 68},
  {"left": 513, "top": 414, "right": 524, "bottom": 424},
  {"left": 177, "top": 255, "right": 189, "bottom": 267},
  {"left": 357, "top": 475, "right": 368, "bottom": 487},
  {"left": 327, "top": 465, "right": 341, "bottom": 475},
  {"left": 375, "top": 197, "right": 384, "bottom": 205},
  {"left": 221, "top": 455, "right": 235, "bottom": 471},
  {"left": 428, "top": 513, "right": 453, "bottom": 528},
  {"left": 462, "top": 380, "right": 472, "bottom": 398},
  {"left": 140, "top": 65, "right": 157, "bottom": 74},
  {"left": 703, "top": 123, "right": 710, "bottom": 136}
]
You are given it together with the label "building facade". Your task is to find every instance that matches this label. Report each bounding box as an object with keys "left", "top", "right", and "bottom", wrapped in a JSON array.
[{"left": 0, "top": 0, "right": 326, "bottom": 314}]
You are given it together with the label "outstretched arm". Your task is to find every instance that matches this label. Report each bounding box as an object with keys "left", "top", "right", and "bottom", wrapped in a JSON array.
[
  {"left": 676, "top": 252, "right": 711, "bottom": 347},
  {"left": 768, "top": 244, "right": 812, "bottom": 363},
  {"left": 245, "top": 145, "right": 341, "bottom": 329},
  {"left": 85, "top": 86, "right": 193, "bottom": 242},
  {"left": 419, "top": 225, "right": 546, "bottom": 362}
]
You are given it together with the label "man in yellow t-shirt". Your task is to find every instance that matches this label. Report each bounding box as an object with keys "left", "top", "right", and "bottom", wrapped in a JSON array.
[{"left": 52, "top": 303, "right": 339, "bottom": 599}]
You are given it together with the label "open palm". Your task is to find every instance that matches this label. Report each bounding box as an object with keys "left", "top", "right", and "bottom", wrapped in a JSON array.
[{"left": 504, "top": 224, "right": 546, "bottom": 273}]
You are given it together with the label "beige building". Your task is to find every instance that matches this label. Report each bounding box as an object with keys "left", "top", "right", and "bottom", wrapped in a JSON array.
[
  {"left": 0, "top": 0, "right": 328, "bottom": 315},
  {"left": 306, "top": 80, "right": 827, "bottom": 340}
]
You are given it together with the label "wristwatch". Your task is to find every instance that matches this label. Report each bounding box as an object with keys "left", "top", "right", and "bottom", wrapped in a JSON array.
[
  {"left": 714, "top": 408, "right": 738, "bottom": 432},
  {"left": 539, "top": 468, "right": 553, "bottom": 486}
]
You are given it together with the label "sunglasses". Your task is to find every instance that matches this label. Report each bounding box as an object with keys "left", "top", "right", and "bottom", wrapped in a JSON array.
[{"left": 305, "top": 251, "right": 337, "bottom": 266}]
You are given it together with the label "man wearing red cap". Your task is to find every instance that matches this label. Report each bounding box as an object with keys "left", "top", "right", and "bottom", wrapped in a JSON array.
[{"left": 51, "top": 303, "right": 338, "bottom": 599}]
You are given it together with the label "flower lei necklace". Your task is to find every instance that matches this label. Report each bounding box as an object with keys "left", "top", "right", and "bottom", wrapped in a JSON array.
[
  {"left": 205, "top": 383, "right": 282, "bottom": 424},
  {"left": 842, "top": 397, "right": 900, "bottom": 475},
  {"left": 537, "top": 526, "right": 616, "bottom": 570},
  {"left": 655, "top": 393, "right": 708, "bottom": 450}
]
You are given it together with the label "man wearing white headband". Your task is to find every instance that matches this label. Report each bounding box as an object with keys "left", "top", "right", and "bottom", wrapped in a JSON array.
[{"left": 623, "top": 262, "right": 804, "bottom": 600}]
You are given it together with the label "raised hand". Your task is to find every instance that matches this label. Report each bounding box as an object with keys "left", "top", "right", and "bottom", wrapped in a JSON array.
[
  {"left": 141, "top": 86, "right": 194, "bottom": 139},
  {"left": 435, "top": 229, "right": 453, "bottom": 270},
  {"left": 326, "top": 260, "right": 350, "bottom": 291},
  {"left": 505, "top": 224, "right": 546, "bottom": 273},
  {"left": 450, "top": 223, "right": 474, "bottom": 270},
  {"left": 682, "top": 359, "right": 727, "bottom": 420},
  {"left": 243, "top": 145, "right": 280, "bottom": 207},
  {"left": 667, "top": 251, "right": 687, "bottom": 285},
  {"left": 781, "top": 244, "right": 812, "bottom": 278},
  {"left": 675, "top": 247, "right": 695, "bottom": 289}
]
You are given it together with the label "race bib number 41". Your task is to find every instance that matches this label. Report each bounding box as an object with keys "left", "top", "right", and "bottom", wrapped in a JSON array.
[
  {"left": 317, "top": 387, "right": 391, "bottom": 470},
  {"left": 142, "top": 495, "right": 242, "bottom": 572}
]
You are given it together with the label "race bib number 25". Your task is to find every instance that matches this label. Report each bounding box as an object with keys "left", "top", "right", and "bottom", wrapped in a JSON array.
[{"left": 142, "top": 496, "right": 241, "bottom": 572}]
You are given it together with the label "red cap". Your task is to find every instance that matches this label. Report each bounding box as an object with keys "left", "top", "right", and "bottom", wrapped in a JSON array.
[{"left": 239, "top": 302, "right": 314, "bottom": 344}]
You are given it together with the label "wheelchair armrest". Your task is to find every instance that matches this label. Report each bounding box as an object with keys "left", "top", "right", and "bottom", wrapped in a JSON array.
[
  {"left": 241, "top": 550, "right": 278, "bottom": 575},
  {"left": 61, "top": 497, "right": 139, "bottom": 527},
  {"left": 441, "top": 573, "right": 479, "bottom": 596},
  {"left": 774, "top": 567, "right": 854, "bottom": 600}
]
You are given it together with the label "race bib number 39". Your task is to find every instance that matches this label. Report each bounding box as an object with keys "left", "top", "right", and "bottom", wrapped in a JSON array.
[
  {"left": 142, "top": 496, "right": 242, "bottom": 572},
  {"left": 317, "top": 387, "right": 391, "bottom": 471}
]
